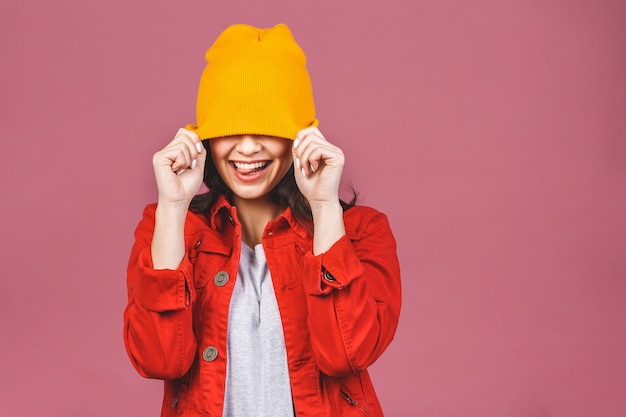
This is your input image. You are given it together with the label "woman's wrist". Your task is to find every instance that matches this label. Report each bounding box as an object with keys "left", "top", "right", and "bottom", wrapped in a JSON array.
[
  {"left": 311, "top": 200, "right": 345, "bottom": 255},
  {"left": 152, "top": 203, "right": 188, "bottom": 270},
  {"left": 309, "top": 199, "right": 342, "bottom": 215},
  {"left": 156, "top": 196, "right": 193, "bottom": 212}
]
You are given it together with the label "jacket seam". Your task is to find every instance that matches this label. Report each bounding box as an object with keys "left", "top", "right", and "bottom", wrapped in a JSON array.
[{"left": 333, "top": 290, "right": 358, "bottom": 374}]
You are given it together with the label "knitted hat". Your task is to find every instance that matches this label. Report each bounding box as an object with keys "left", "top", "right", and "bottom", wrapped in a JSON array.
[{"left": 186, "top": 24, "right": 318, "bottom": 140}]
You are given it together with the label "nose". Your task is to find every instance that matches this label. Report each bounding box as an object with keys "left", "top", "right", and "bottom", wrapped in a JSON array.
[{"left": 235, "top": 135, "right": 262, "bottom": 156}]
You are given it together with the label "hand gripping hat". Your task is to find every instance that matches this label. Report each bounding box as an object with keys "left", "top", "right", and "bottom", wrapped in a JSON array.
[{"left": 186, "top": 24, "right": 318, "bottom": 140}]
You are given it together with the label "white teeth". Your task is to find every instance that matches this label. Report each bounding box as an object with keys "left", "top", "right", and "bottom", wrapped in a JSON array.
[{"left": 233, "top": 161, "right": 268, "bottom": 170}]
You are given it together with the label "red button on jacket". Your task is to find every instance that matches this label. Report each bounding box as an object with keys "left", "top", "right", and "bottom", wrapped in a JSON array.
[{"left": 124, "top": 195, "right": 402, "bottom": 416}]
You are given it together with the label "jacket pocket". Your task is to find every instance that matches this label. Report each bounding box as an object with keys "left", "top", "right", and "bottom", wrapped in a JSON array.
[
  {"left": 161, "top": 371, "right": 192, "bottom": 417},
  {"left": 321, "top": 373, "right": 375, "bottom": 417},
  {"left": 339, "top": 388, "right": 374, "bottom": 417}
]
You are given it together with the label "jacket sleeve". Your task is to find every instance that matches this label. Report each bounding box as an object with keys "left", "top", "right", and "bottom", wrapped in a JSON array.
[
  {"left": 302, "top": 209, "right": 402, "bottom": 377},
  {"left": 123, "top": 205, "right": 198, "bottom": 380}
]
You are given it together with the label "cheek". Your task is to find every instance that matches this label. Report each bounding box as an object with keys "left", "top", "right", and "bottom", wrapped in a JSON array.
[
  {"left": 276, "top": 152, "right": 293, "bottom": 176},
  {"left": 275, "top": 143, "right": 293, "bottom": 164},
  {"left": 209, "top": 142, "right": 229, "bottom": 163},
  {"left": 208, "top": 141, "right": 222, "bottom": 159},
  {"left": 208, "top": 144, "right": 230, "bottom": 181},
  {"left": 213, "top": 161, "right": 228, "bottom": 180}
]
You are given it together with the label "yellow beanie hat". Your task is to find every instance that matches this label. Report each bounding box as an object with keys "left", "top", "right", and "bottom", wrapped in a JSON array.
[{"left": 186, "top": 24, "right": 318, "bottom": 140}]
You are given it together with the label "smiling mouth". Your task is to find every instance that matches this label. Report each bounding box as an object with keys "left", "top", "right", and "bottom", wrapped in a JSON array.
[{"left": 231, "top": 161, "right": 270, "bottom": 175}]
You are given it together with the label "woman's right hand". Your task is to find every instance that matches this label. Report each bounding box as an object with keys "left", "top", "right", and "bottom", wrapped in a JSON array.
[{"left": 152, "top": 128, "right": 206, "bottom": 208}]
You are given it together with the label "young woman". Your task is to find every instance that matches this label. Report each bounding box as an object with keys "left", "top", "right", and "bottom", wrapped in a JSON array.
[{"left": 124, "top": 23, "right": 401, "bottom": 417}]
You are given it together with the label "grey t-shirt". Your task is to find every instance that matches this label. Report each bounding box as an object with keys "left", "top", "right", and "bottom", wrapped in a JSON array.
[{"left": 222, "top": 242, "right": 295, "bottom": 416}]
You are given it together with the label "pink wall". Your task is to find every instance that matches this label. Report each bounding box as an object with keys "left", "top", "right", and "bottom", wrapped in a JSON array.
[{"left": 1, "top": 0, "right": 625, "bottom": 415}]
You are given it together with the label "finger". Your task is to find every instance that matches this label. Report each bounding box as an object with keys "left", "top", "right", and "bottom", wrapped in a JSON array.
[
  {"left": 293, "top": 132, "right": 326, "bottom": 175},
  {"left": 175, "top": 141, "right": 207, "bottom": 176},
  {"left": 292, "top": 137, "right": 304, "bottom": 176},
  {"left": 167, "top": 129, "right": 205, "bottom": 171},
  {"left": 294, "top": 129, "right": 325, "bottom": 151},
  {"left": 292, "top": 143, "right": 311, "bottom": 178},
  {"left": 297, "top": 140, "right": 337, "bottom": 176},
  {"left": 194, "top": 140, "right": 208, "bottom": 173},
  {"left": 169, "top": 145, "right": 192, "bottom": 172},
  {"left": 195, "top": 139, "right": 207, "bottom": 157},
  {"left": 174, "top": 127, "right": 201, "bottom": 145},
  {"left": 295, "top": 126, "right": 325, "bottom": 145},
  {"left": 176, "top": 130, "right": 203, "bottom": 165},
  {"left": 293, "top": 156, "right": 307, "bottom": 179},
  {"left": 153, "top": 144, "right": 188, "bottom": 172}
]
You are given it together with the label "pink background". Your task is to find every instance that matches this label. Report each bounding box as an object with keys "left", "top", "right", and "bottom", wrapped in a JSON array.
[{"left": 1, "top": 0, "right": 625, "bottom": 416}]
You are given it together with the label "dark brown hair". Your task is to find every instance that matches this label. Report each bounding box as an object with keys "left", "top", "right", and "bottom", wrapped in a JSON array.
[{"left": 189, "top": 140, "right": 357, "bottom": 233}]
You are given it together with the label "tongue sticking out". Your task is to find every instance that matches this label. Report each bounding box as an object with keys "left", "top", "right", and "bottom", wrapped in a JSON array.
[
  {"left": 238, "top": 167, "right": 262, "bottom": 175},
  {"left": 233, "top": 161, "right": 269, "bottom": 175}
]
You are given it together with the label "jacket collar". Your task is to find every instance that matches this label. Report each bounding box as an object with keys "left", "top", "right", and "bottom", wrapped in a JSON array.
[{"left": 207, "top": 194, "right": 309, "bottom": 239}]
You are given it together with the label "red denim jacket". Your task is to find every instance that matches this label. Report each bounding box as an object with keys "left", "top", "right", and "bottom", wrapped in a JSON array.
[{"left": 124, "top": 195, "right": 402, "bottom": 416}]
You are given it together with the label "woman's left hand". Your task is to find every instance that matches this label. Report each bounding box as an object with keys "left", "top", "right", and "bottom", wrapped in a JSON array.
[{"left": 292, "top": 127, "right": 345, "bottom": 206}]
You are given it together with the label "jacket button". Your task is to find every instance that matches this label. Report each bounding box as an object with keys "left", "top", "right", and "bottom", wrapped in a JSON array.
[
  {"left": 214, "top": 271, "right": 229, "bottom": 287},
  {"left": 194, "top": 240, "right": 201, "bottom": 249},
  {"left": 203, "top": 346, "right": 218, "bottom": 362},
  {"left": 323, "top": 270, "right": 336, "bottom": 282}
]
